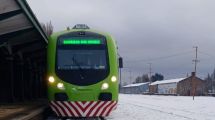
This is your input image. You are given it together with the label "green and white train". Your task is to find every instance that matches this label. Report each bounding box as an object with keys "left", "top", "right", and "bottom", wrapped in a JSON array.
[{"left": 47, "top": 24, "right": 122, "bottom": 118}]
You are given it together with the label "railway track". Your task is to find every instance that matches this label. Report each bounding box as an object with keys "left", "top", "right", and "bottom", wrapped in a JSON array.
[
  {"left": 45, "top": 107, "right": 107, "bottom": 120},
  {"left": 1, "top": 106, "right": 107, "bottom": 120},
  {"left": 46, "top": 116, "right": 106, "bottom": 120}
]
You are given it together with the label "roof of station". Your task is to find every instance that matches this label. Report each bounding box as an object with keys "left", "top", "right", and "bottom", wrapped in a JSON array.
[
  {"left": 123, "top": 82, "right": 150, "bottom": 88},
  {"left": 150, "top": 78, "right": 185, "bottom": 85},
  {"left": 0, "top": 0, "right": 47, "bottom": 56}
]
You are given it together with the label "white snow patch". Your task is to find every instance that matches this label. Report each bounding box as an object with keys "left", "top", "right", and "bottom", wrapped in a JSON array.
[
  {"left": 150, "top": 78, "right": 185, "bottom": 85},
  {"left": 123, "top": 82, "right": 149, "bottom": 88},
  {"left": 108, "top": 94, "right": 215, "bottom": 120}
]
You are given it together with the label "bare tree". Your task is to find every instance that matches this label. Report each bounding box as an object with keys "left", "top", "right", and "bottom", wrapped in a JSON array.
[{"left": 41, "top": 21, "right": 54, "bottom": 37}]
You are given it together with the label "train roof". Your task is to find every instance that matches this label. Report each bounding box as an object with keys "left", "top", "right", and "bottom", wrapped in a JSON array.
[{"left": 50, "top": 25, "right": 112, "bottom": 40}]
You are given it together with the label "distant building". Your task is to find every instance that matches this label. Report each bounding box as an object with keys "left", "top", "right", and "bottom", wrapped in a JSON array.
[
  {"left": 149, "top": 72, "right": 206, "bottom": 96},
  {"left": 122, "top": 82, "right": 149, "bottom": 94},
  {"left": 150, "top": 78, "right": 184, "bottom": 95}
]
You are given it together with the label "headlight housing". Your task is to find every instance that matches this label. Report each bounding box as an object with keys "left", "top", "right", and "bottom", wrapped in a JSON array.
[
  {"left": 57, "top": 83, "right": 65, "bottom": 90},
  {"left": 101, "top": 83, "right": 109, "bottom": 90},
  {"left": 111, "top": 76, "right": 117, "bottom": 82},
  {"left": 48, "top": 76, "right": 55, "bottom": 83}
]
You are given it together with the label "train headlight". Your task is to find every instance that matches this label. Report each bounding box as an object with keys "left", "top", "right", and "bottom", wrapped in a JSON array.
[
  {"left": 57, "top": 83, "right": 65, "bottom": 90},
  {"left": 111, "top": 76, "right": 117, "bottom": 82},
  {"left": 48, "top": 76, "right": 55, "bottom": 83},
  {"left": 101, "top": 83, "right": 109, "bottom": 90}
]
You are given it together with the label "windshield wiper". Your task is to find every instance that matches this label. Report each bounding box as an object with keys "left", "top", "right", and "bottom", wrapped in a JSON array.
[{"left": 72, "top": 56, "right": 85, "bottom": 79}]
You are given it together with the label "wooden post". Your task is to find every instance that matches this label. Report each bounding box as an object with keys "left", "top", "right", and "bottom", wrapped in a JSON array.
[
  {"left": 8, "top": 56, "right": 15, "bottom": 102},
  {"left": 192, "top": 72, "right": 196, "bottom": 100}
]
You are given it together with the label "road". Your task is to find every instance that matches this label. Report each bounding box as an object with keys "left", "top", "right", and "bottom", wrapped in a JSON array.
[{"left": 107, "top": 94, "right": 215, "bottom": 120}]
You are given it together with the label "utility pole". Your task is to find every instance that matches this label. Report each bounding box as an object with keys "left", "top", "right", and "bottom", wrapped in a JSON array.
[
  {"left": 212, "top": 72, "right": 214, "bottom": 93},
  {"left": 148, "top": 63, "right": 152, "bottom": 84},
  {"left": 148, "top": 63, "right": 153, "bottom": 95},
  {"left": 193, "top": 46, "right": 199, "bottom": 73},
  {"left": 129, "top": 69, "right": 132, "bottom": 84},
  {"left": 123, "top": 67, "right": 132, "bottom": 84},
  {"left": 192, "top": 46, "right": 199, "bottom": 100},
  {"left": 212, "top": 75, "right": 213, "bottom": 93}
]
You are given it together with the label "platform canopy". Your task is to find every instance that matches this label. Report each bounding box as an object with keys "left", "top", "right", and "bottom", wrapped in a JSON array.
[
  {"left": 0, "top": 0, "right": 48, "bottom": 102},
  {"left": 0, "top": 0, "right": 47, "bottom": 55}
]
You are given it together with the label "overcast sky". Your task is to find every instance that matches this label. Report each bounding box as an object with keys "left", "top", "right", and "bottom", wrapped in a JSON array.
[{"left": 28, "top": 0, "right": 215, "bottom": 84}]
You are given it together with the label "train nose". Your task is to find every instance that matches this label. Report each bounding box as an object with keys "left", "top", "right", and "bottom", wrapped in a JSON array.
[{"left": 68, "top": 87, "right": 96, "bottom": 101}]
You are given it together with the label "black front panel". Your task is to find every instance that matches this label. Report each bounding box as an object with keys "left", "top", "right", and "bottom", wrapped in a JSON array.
[
  {"left": 99, "top": 92, "right": 112, "bottom": 101},
  {"left": 55, "top": 31, "right": 109, "bottom": 86}
]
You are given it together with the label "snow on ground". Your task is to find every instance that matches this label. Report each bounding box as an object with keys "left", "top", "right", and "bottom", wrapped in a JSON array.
[{"left": 107, "top": 94, "right": 215, "bottom": 120}]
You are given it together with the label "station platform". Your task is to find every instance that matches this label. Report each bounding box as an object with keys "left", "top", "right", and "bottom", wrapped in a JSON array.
[{"left": 0, "top": 100, "right": 48, "bottom": 120}]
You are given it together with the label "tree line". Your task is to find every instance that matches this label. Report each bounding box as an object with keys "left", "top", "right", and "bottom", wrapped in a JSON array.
[
  {"left": 205, "top": 69, "right": 215, "bottom": 93},
  {"left": 41, "top": 21, "right": 54, "bottom": 37},
  {"left": 134, "top": 73, "right": 164, "bottom": 83}
]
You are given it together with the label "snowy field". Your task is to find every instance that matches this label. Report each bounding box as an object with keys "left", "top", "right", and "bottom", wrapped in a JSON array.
[{"left": 108, "top": 94, "right": 215, "bottom": 120}]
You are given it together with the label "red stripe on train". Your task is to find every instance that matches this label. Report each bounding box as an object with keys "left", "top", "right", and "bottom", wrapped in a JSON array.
[{"left": 49, "top": 101, "right": 117, "bottom": 117}]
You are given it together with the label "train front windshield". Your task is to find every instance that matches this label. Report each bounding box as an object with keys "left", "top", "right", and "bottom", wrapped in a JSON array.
[
  {"left": 56, "top": 37, "right": 110, "bottom": 86},
  {"left": 57, "top": 50, "right": 107, "bottom": 70}
]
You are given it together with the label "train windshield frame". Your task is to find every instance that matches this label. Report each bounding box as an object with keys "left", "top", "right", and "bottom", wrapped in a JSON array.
[{"left": 55, "top": 33, "right": 110, "bottom": 86}]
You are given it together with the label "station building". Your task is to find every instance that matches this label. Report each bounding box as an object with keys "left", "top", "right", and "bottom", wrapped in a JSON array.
[
  {"left": 121, "top": 82, "right": 149, "bottom": 94},
  {"left": 149, "top": 73, "right": 206, "bottom": 96}
]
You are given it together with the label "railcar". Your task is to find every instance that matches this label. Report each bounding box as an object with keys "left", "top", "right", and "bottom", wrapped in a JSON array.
[{"left": 47, "top": 24, "right": 121, "bottom": 118}]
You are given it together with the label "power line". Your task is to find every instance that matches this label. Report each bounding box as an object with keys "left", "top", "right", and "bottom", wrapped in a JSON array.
[
  {"left": 199, "top": 51, "right": 215, "bottom": 58},
  {"left": 125, "top": 50, "right": 193, "bottom": 63}
]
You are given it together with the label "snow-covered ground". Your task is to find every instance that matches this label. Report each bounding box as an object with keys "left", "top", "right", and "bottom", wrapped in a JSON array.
[{"left": 108, "top": 94, "right": 215, "bottom": 120}]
